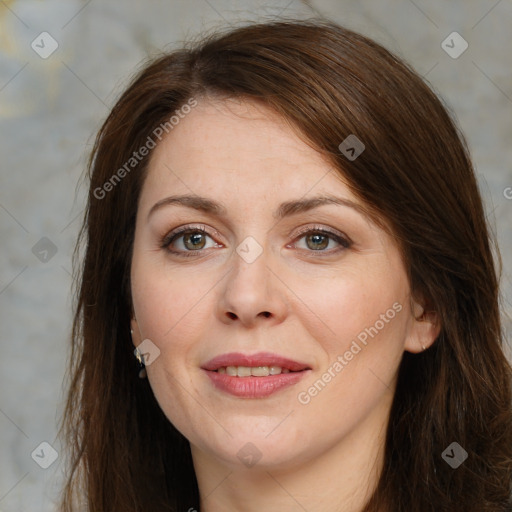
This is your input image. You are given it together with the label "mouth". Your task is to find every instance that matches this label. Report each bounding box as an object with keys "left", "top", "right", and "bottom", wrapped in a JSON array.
[
  {"left": 213, "top": 365, "right": 297, "bottom": 376},
  {"left": 201, "top": 352, "right": 312, "bottom": 398},
  {"left": 201, "top": 351, "right": 311, "bottom": 373}
]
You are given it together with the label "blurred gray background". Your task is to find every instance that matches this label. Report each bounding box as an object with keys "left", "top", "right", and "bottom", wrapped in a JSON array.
[{"left": 0, "top": 0, "right": 511, "bottom": 510}]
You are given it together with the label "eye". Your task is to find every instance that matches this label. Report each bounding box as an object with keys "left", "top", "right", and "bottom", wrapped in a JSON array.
[
  {"left": 161, "top": 224, "right": 351, "bottom": 258},
  {"left": 161, "top": 225, "right": 220, "bottom": 256},
  {"left": 292, "top": 226, "right": 351, "bottom": 254}
]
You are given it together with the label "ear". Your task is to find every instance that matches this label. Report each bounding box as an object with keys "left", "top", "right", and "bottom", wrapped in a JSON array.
[
  {"left": 404, "top": 294, "right": 441, "bottom": 354},
  {"left": 130, "top": 317, "right": 141, "bottom": 347}
]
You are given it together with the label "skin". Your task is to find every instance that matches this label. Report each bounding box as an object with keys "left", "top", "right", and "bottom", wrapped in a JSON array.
[{"left": 130, "top": 97, "right": 439, "bottom": 512}]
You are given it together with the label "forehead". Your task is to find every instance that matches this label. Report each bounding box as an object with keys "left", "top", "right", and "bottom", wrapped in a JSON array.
[{"left": 142, "top": 97, "right": 353, "bottom": 204}]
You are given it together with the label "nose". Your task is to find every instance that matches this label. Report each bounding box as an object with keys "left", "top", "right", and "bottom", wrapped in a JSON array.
[{"left": 216, "top": 244, "right": 288, "bottom": 328}]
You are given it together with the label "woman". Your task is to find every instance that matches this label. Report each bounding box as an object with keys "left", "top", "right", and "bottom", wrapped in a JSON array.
[{"left": 59, "top": 19, "right": 512, "bottom": 512}]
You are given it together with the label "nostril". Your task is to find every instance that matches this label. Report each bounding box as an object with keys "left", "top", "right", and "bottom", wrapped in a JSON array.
[{"left": 225, "top": 311, "right": 271, "bottom": 320}]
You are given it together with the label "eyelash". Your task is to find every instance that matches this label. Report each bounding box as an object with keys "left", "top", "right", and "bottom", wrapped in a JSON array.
[{"left": 160, "top": 224, "right": 352, "bottom": 258}]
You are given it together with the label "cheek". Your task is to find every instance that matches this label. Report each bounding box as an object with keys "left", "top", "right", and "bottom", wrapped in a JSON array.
[
  {"left": 297, "top": 266, "right": 408, "bottom": 352},
  {"left": 130, "top": 259, "right": 211, "bottom": 429},
  {"left": 293, "top": 265, "right": 410, "bottom": 414},
  {"left": 293, "top": 275, "right": 408, "bottom": 437},
  {"left": 131, "top": 255, "right": 214, "bottom": 341}
]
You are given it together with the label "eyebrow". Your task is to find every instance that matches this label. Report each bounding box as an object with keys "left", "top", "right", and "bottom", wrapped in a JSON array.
[{"left": 147, "top": 193, "right": 369, "bottom": 221}]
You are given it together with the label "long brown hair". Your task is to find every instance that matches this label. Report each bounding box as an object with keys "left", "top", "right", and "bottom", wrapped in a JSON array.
[{"left": 59, "top": 19, "right": 512, "bottom": 511}]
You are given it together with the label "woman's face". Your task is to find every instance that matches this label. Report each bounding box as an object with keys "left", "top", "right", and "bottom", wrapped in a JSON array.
[{"left": 130, "top": 97, "right": 433, "bottom": 472}]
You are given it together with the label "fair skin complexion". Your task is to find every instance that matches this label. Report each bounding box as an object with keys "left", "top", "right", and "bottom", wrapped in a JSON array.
[{"left": 130, "top": 97, "right": 439, "bottom": 512}]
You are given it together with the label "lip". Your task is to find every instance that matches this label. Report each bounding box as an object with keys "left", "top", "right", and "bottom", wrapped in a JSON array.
[
  {"left": 201, "top": 351, "right": 311, "bottom": 372},
  {"left": 201, "top": 351, "right": 312, "bottom": 398},
  {"left": 203, "top": 370, "right": 310, "bottom": 398}
]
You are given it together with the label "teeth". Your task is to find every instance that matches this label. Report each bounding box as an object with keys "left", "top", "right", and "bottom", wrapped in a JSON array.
[
  {"left": 219, "top": 366, "right": 292, "bottom": 377},
  {"left": 237, "top": 366, "right": 252, "bottom": 377},
  {"left": 249, "top": 366, "right": 269, "bottom": 377},
  {"left": 226, "top": 366, "right": 238, "bottom": 376}
]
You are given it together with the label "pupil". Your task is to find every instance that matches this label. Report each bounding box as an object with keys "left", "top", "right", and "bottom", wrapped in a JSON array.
[{"left": 307, "top": 234, "right": 328, "bottom": 250}]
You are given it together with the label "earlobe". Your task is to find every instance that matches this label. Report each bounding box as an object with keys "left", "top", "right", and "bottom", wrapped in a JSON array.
[{"left": 129, "top": 317, "right": 148, "bottom": 379}]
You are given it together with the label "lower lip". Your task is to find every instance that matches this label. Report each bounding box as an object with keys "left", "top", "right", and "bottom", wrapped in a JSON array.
[{"left": 203, "top": 369, "right": 309, "bottom": 398}]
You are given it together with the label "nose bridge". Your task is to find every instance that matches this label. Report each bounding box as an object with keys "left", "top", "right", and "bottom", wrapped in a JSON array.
[
  {"left": 231, "top": 235, "right": 273, "bottom": 303},
  {"left": 217, "top": 234, "right": 287, "bottom": 325}
]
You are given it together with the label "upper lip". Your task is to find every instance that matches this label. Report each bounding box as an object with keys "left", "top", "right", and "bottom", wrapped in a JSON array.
[{"left": 201, "top": 352, "right": 311, "bottom": 372}]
